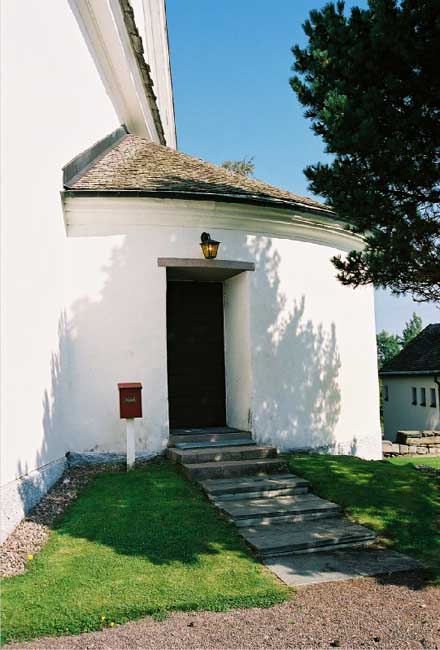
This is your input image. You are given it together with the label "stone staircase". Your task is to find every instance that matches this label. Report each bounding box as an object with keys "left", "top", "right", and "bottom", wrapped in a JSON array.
[{"left": 166, "top": 427, "right": 376, "bottom": 561}]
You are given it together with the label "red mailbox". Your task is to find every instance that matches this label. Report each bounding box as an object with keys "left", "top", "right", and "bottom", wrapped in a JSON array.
[{"left": 118, "top": 383, "right": 142, "bottom": 419}]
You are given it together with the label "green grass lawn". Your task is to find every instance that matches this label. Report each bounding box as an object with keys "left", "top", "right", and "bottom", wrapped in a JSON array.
[
  {"left": 1, "top": 460, "right": 289, "bottom": 644},
  {"left": 387, "top": 455, "right": 440, "bottom": 469},
  {"left": 287, "top": 454, "right": 440, "bottom": 582}
]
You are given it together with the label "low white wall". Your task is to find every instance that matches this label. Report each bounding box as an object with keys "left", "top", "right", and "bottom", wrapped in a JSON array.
[{"left": 382, "top": 376, "right": 440, "bottom": 441}]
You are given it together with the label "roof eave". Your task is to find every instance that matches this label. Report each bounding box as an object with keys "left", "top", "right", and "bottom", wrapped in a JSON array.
[{"left": 61, "top": 188, "right": 340, "bottom": 221}]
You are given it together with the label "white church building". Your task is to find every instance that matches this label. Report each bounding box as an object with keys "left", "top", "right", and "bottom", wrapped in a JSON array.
[{"left": 1, "top": 0, "right": 382, "bottom": 542}]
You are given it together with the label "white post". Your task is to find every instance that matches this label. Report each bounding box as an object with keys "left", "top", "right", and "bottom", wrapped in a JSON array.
[{"left": 126, "top": 418, "right": 135, "bottom": 470}]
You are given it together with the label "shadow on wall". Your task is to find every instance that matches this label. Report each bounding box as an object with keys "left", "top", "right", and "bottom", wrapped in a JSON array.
[
  {"left": 9, "top": 314, "right": 72, "bottom": 536},
  {"left": 14, "top": 312, "right": 71, "bottom": 481},
  {"left": 17, "top": 224, "right": 343, "bottom": 489},
  {"left": 15, "top": 234, "right": 170, "bottom": 492},
  {"left": 243, "top": 236, "right": 342, "bottom": 452}
]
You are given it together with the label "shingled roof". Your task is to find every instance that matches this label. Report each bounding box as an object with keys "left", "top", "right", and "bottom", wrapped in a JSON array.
[
  {"left": 63, "top": 130, "right": 332, "bottom": 215},
  {"left": 380, "top": 324, "right": 440, "bottom": 375}
]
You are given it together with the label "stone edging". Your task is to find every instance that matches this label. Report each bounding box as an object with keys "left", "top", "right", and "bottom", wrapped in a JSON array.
[{"left": 383, "top": 430, "right": 440, "bottom": 457}]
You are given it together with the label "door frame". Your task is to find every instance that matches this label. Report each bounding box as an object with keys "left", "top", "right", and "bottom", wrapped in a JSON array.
[{"left": 158, "top": 258, "right": 254, "bottom": 432}]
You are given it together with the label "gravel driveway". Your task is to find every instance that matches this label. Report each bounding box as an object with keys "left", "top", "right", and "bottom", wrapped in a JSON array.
[{"left": 5, "top": 571, "right": 439, "bottom": 650}]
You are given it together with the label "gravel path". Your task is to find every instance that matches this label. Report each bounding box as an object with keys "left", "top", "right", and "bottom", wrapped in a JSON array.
[{"left": 5, "top": 572, "right": 439, "bottom": 649}]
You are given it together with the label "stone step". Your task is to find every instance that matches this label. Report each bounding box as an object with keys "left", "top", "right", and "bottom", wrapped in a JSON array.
[
  {"left": 234, "top": 510, "right": 341, "bottom": 527},
  {"left": 167, "top": 445, "right": 277, "bottom": 466},
  {"left": 174, "top": 438, "right": 256, "bottom": 451},
  {"left": 171, "top": 427, "right": 242, "bottom": 436},
  {"left": 239, "top": 517, "right": 376, "bottom": 558},
  {"left": 213, "top": 493, "right": 341, "bottom": 527},
  {"left": 207, "top": 486, "right": 310, "bottom": 501},
  {"left": 181, "top": 457, "right": 289, "bottom": 481},
  {"left": 169, "top": 431, "right": 252, "bottom": 446},
  {"left": 265, "top": 549, "right": 423, "bottom": 587},
  {"left": 200, "top": 474, "right": 310, "bottom": 499}
]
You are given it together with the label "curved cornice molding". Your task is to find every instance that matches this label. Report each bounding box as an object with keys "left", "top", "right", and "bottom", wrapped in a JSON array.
[{"left": 62, "top": 195, "right": 365, "bottom": 253}]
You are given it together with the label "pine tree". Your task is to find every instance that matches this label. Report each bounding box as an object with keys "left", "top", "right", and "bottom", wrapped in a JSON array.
[{"left": 291, "top": 0, "right": 440, "bottom": 302}]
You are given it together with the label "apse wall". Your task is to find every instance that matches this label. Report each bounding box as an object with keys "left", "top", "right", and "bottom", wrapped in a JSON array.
[{"left": 61, "top": 197, "right": 382, "bottom": 463}]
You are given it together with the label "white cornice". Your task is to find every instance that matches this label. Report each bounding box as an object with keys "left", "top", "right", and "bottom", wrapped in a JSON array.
[
  {"left": 62, "top": 195, "right": 365, "bottom": 253},
  {"left": 141, "top": 0, "right": 176, "bottom": 148},
  {"left": 68, "top": 0, "right": 163, "bottom": 142}
]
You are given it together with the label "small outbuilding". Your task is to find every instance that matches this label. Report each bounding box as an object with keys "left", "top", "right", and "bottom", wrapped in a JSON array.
[{"left": 380, "top": 324, "right": 440, "bottom": 441}]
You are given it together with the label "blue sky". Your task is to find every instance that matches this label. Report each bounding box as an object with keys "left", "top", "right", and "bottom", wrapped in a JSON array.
[{"left": 166, "top": 0, "right": 439, "bottom": 335}]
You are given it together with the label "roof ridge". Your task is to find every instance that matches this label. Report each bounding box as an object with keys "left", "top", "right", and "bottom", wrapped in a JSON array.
[{"left": 63, "top": 126, "right": 129, "bottom": 188}]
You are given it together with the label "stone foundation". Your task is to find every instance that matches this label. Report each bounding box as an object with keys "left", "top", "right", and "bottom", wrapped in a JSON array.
[
  {"left": 66, "top": 450, "right": 157, "bottom": 467},
  {"left": 0, "top": 457, "right": 67, "bottom": 543}
]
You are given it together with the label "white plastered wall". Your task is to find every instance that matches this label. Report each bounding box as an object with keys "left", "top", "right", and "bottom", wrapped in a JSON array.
[
  {"left": 382, "top": 376, "right": 440, "bottom": 441},
  {"left": 248, "top": 235, "right": 381, "bottom": 459},
  {"left": 0, "top": 0, "right": 118, "bottom": 498},
  {"left": 61, "top": 198, "right": 382, "bottom": 461}
]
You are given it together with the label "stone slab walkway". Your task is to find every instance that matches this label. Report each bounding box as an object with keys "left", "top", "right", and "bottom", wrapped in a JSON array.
[{"left": 265, "top": 548, "right": 423, "bottom": 586}]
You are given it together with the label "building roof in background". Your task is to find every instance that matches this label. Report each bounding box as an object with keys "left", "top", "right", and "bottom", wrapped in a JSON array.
[
  {"left": 64, "top": 131, "right": 332, "bottom": 214},
  {"left": 119, "top": 0, "right": 166, "bottom": 145},
  {"left": 380, "top": 324, "right": 440, "bottom": 375}
]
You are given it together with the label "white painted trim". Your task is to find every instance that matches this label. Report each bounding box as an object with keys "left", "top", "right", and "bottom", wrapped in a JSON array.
[
  {"left": 62, "top": 195, "right": 366, "bottom": 252},
  {"left": 126, "top": 419, "right": 135, "bottom": 470},
  {"left": 68, "top": 0, "right": 162, "bottom": 142},
  {"left": 224, "top": 272, "right": 253, "bottom": 432},
  {"left": 141, "top": 0, "right": 176, "bottom": 148}
]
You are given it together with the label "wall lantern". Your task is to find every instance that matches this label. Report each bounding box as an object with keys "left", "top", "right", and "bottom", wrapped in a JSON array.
[{"left": 200, "top": 232, "right": 220, "bottom": 259}]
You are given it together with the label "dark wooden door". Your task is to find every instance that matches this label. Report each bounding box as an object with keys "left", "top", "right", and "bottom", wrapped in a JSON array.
[{"left": 167, "top": 281, "right": 226, "bottom": 428}]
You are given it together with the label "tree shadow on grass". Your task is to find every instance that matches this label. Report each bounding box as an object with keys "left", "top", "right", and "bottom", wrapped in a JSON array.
[
  {"left": 53, "top": 459, "right": 255, "bottom": 567},
  {"left": 287, "top": 454, "right": 440, "bottom": 589}
]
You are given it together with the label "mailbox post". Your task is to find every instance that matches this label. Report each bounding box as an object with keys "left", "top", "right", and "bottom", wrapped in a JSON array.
[{"left": 118, "top": 383, "right": 143, "bottom": 470}]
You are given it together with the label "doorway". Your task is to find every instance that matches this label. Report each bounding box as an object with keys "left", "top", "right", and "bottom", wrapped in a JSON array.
[{"left": 166, "top": 281, "right": 226, "bottom": 428}]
